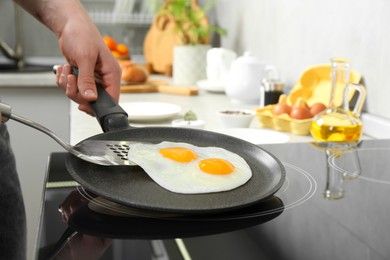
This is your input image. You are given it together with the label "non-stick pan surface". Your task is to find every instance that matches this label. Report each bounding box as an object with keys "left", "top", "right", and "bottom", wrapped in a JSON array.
[{"left": 66, "top": 126, "right": 285, "bottom": 214}]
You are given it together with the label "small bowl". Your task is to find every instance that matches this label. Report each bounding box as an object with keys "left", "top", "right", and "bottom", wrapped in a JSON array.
[
  {"left": 216, "top": 109, "right": 255, "bottom": 128},
  {"left": 171, "top": 119, "right": 205, "bottom": 129}
]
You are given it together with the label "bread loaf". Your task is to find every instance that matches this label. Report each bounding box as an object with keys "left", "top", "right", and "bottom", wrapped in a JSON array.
[{"left": 119, "top": 61, "right": 148, "bottom": 83}]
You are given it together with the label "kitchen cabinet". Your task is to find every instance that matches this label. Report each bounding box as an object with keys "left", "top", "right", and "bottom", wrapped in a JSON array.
[{"left": 85, "top": 2, "right": 153, "bottom": 57}]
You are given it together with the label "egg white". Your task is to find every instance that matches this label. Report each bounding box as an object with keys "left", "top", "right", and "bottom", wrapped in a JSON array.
[{"left": 127, "top": 141, "right": 252, "bottom": 194}]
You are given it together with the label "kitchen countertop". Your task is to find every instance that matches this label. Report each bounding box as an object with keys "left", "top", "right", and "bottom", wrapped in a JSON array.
[
  {"left": 0, "top": 69, "right": 312, "bottom": 143},
  {"left": 8, "top": 70, "right": 387, "bottom": 259},
  {"left": 0, "top": 57, "right": 65, "bottom": 87},
  {"left": 70, "top": 88, "right": 314, "bottom": 145},
  {"left": 0, "top": 70, "right": 379, "bottom": 143},
  {"left": 36, "top": 138, "right": 390, "bottom": 259},
  {"left": 0, "top": 71, "right": 56, "bottom": 87}
]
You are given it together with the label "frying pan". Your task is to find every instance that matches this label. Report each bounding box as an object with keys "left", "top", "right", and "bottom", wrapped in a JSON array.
[
  {"left": 68, "top": 195, "right": 284, "bottom": 239},
  {"left": 64, "top": 82, "right": 286, "bottom": 214}
]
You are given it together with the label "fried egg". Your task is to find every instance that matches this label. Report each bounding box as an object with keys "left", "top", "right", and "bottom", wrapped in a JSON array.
[{"left": 127, "top": 141, "right": 252, "bottom": 194}]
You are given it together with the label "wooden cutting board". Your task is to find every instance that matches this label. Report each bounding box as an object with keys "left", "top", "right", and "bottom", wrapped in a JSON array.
[{"left": 120, "top": 80, "right": 199, "bottom": 96}]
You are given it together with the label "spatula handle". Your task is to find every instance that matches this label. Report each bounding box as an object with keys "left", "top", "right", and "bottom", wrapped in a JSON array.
[
  {"left": 0, "top": 102, "right": 11, "bottom": 123},
  {"left": 53, "top": 65, "right": 130, "bottom": 132}
]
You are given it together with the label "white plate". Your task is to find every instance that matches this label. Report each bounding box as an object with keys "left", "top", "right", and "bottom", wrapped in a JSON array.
[
  {"left": 197, "top": 79, "right": 225, "bottom": 93},
  {"left": 120, "top": 102, "right": 182, "bottom": 122},
  {"left": 215, "top": 128, "right": 290, "bottom": 145}
]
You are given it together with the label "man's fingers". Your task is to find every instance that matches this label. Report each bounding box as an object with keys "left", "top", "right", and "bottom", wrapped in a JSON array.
[{"left": 75, "top": 60, "right": 98, "bottom": 101}]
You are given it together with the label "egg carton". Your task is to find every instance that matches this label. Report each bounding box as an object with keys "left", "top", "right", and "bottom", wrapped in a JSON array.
[
  {"left": 255, "top": 63, "right": 363, "bottom": 136},
  {"left": 256, "top": 105, "right": 312, "bottom": 135}
]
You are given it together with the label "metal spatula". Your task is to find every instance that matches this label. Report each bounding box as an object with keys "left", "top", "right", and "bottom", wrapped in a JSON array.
[{"left": 0, "top": 102, "right": 136, "bottom": 166}]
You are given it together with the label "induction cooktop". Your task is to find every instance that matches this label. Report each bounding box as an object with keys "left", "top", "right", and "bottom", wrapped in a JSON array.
[{"left": 35, "top": 139, "right": 390, "bottom": 260}]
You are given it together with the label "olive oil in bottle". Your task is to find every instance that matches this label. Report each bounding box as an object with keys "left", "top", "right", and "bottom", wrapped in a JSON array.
[
  {"left": 310, "top": 111, "right": 363, "bottom": 142},
  {"left": 310, "top": 58, "right": 366, "bottom": 143}
]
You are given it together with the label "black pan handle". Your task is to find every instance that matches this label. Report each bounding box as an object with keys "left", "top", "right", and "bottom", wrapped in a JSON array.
[
  {"left": 53, "top": 65, "right": 129, "bottom": 132},
  {"left": 90, "top": 82, "right": 129, "bottom": 132}
]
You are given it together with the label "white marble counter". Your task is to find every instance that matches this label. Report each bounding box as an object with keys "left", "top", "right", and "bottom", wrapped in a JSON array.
[
  {"left": 0, "top": 70, "right": 379, "bottom": 144},
  {"left": 70, "top": 89, "right": 314, "bottom": 145},
  {"left": 0, "top": 71, "right": 56, "bottom": 87}
]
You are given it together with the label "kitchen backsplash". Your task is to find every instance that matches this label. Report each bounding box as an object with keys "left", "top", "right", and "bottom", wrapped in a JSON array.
[
  {"left": 1, "top": 0, "right": 389, "bottom": 121},
  {"left": 214, "top": 0, "right": 390, "bottom": 121}
]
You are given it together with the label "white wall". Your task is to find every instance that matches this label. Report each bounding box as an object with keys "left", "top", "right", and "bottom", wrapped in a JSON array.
[{"left": 214, "top": 0, "right": 390, "bottom": 119}]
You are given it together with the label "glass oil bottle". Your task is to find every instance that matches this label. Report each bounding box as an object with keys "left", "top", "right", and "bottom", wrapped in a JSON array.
[{"left": 310, "top": 58, "right": 366, "bottom": 143}]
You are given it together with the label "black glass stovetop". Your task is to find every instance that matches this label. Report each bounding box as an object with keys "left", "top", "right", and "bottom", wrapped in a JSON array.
[{"left": 35, "top": 139, "right": 390, "bottom": 260}]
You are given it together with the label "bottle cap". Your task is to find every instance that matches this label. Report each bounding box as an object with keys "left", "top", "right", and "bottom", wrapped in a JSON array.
[{"left": 262, "top": 78, "right": 284, "bottom": 91}]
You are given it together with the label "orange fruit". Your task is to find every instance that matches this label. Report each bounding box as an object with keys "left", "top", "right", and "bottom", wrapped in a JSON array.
[
  {"left": 103, "top": 36, "right": 117, "bottom": 51},
  {"left": 116, "top": 43, "right": 129, "bottom": 56},
  {"left": 111, "top": 50, "right": 121, "bottom": 58}
]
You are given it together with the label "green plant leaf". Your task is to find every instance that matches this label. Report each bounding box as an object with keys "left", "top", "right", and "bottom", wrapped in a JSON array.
[
  {"left": 156, "top": 0, "right": 227, "bottom": 45},
  {"left": 184, "top": 110, "right": 198, "bottom": 121}
]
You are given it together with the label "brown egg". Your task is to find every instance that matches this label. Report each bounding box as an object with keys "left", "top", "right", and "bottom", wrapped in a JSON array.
[
  {"left": 290, "top": 106, "right": 312, "bottom": 119},
  {"left": 272, "top": 94, "right": 291, "bottom": 115},
  {"left": 273, "top": 103, "right": 291, "bottom": 115},
  {"left": 310, "top": 103, "right": 327, "bottom": 116},
  {"left": 290, "top": 98, "right": 312, "bottom": 119}
]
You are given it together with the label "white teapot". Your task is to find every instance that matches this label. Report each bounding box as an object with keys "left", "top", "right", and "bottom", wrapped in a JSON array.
[
  {"left": 206, "top": 48, "right": 237, "bottom": 82},
  {"left": 224, "top": 52, "right": 278, "bottom": 104}
]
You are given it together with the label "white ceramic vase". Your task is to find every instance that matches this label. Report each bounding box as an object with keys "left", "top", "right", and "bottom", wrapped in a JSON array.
[{"left": 173, "top": 44, "right": 211, "bottom": 85}]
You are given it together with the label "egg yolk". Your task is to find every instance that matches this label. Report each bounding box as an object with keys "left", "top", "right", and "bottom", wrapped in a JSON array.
[
  {"left": 197, "top": 158, "right": 235, "bottom": 175},
  {"left": 159, "top": 147, "right": 198, "bottom": 163}
]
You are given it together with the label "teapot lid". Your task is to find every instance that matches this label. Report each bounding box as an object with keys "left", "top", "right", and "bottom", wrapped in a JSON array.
[{"left": 235, "top": 51, "right": 263, "bottom": 65}]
